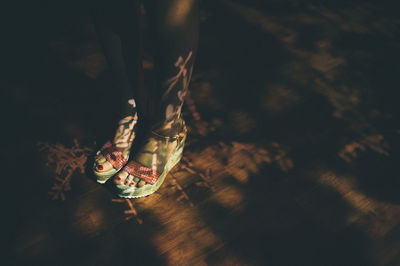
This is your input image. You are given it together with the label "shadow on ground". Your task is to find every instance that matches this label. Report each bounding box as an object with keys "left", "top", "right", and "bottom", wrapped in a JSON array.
[{"left": 6, "top": 0, "right": 400, "bottom": 265}]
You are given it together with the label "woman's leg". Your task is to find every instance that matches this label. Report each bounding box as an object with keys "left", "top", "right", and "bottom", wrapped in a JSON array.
[
  {"left": 144, "top": 0, "right": 200, "bottom": 130},
  {"left": 113, "top": 0, "right": 200, "bottom": 196},
  {"left": 92, "top": 0, "right": 144, "bottom": 116},
  {"left": 91, "top": 0, "right": 142, "bottom": 180}
]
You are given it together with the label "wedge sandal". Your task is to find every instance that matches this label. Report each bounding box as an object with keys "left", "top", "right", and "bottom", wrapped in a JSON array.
[
  {"left": 94, "top": 115, "right": 137, "bottom": 183},
  {"left": 113, "top": 122, "right": 187, "bottom": 198}
]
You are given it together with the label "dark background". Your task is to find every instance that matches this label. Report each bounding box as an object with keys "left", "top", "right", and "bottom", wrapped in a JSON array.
[{"left": 5, "top": 0, "right": 400, "bottom": 265}]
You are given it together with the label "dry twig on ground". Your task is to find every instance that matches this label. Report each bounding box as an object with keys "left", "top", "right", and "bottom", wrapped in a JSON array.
[{"left": 38, "top": 139, "right": 93, "bottom": 200}]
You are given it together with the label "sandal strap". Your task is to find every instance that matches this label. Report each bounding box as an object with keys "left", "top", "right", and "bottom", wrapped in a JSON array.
[
  {"left": 150, "top": 118, "right": 187, "bottom": 140},
  {"left": 150, "top": 126, "right": 187, "bottom": 147},
  {"left": 151, "top": 130, "right": 185, "bottom": 141},
  {"left": 100, "top": 141, "right": 127, "bottom": 170},
  {"left": 124, "top": 161, "right": 161, "bottom": 185}
]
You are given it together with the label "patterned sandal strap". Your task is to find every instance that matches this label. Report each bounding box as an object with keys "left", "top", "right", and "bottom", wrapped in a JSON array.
[
  {"left": 124, "top": 161, "right": 161, "bottom": 185},
  {"left": 100, "top": 141, "right": 127, "bottom": 170}
]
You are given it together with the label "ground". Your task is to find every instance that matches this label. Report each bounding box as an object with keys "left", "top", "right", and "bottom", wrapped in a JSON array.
[{"left": 6, "top": 0, "right": 400, "bottom": 265}]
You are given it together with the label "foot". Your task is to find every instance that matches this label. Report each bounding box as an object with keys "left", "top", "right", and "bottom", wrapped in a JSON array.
[
  {"left": 94, "top": 99, "right": 138, "bottom": 183},
  {"left": 113, "top": 118, "right": 187, "bottom": 198}
]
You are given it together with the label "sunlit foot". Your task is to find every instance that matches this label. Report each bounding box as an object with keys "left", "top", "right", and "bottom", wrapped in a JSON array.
[
  {"left": 93, "top": 103, "right": 138, "bottom": 183},
  {"left": 113, "top": 118, "right": 186, "bottom": 198}
]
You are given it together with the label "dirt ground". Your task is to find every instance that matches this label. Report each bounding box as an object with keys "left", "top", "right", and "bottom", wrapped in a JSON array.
[{"left": 6, "top": 0, "right": 400, "bottom": 265}]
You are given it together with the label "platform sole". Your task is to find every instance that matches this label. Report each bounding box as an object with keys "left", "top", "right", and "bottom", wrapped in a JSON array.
[{"left": 116, "top": 134, "right": 186, "bottom": 198}]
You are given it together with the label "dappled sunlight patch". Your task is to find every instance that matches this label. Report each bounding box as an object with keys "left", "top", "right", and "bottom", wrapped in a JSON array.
[
  {"left": 220, "top": 0, "right": 376, "bottom": 125},
  {"left": 318, "top": 172, "right": 377, "bottom": 214},
  {"left": 315, "top": 171, "right": 400, "bottom": 237},
  {"left": 180, "top": 156, "right": 216, "bottom": 192},
  {"left": 338, "top": 134, "right": 389, "bottom": 162},
  {"left": 210, "top": 186, "right": 244, "bottom": 212},
  {"left": 225, "top": 141, "right": 293, "bottom": 179},
  {"left": 132, "top": 192, "right": 227, "bottom": 265},
  {"left": 116, "top": 138, "right": 295, "bottom": 263},
  {"left": 112, "top": 198, "right": 143, "bottom": 223},
  {"left": 310, "top": 51, "right": 345, "bottom": 76},
  {"left": 169, "top": 172, "right": 195, "bottom": 206},
  {"left": 224, "top": 142, "right": 268, "bottom": 183},
  {"left": 313, "top": 79, "right": 360, "bottom": 118},
  {"left": 185, "top": 140, "right": 293, "bottom": 186}
]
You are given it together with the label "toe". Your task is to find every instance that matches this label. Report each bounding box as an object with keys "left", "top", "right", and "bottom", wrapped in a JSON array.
[
  {"left": 124, "top": 174, "right": 133, "bottom": 186},
  {"left": 95, "top": 160, "right": 113, "bottom": 172},
  {"left": 114, "top": 170, "right": 129, "bottom": 185},
  {"left": 137, "top": 179, "right": 146, "bottom": 188}
]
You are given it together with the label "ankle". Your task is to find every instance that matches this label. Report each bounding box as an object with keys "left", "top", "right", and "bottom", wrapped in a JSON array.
[{"left": 152, "top": 118, "right": 185, "bottom": 137}]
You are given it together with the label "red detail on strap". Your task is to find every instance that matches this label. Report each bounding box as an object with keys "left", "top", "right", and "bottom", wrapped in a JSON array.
[
  {"left": 124, "top": 161, "right": 160, "bottom": 185},
  {"left": 100, "top": 141, "right": 127, "bottom": 170}
]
